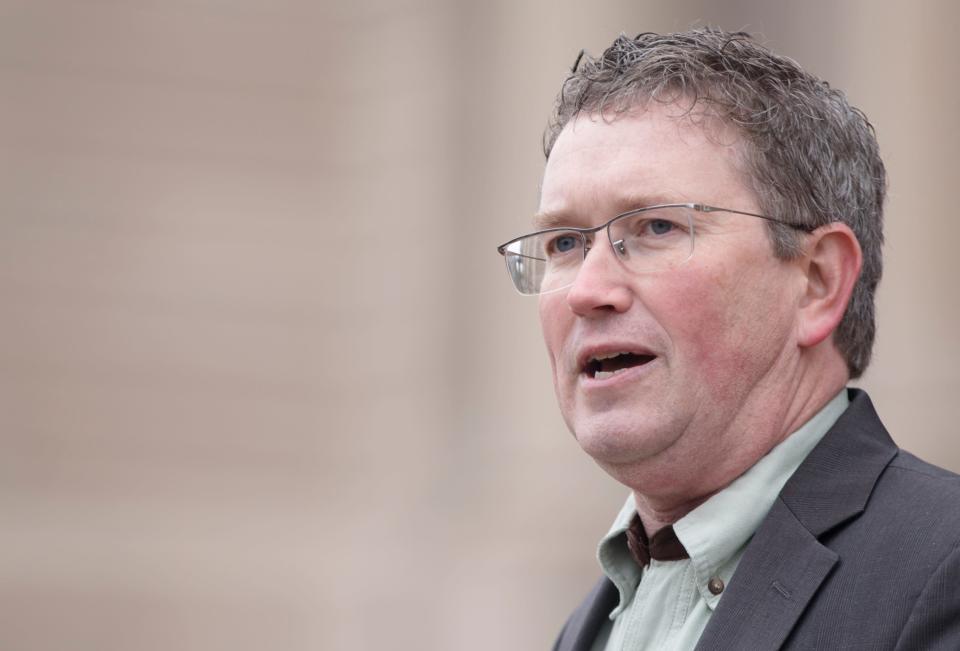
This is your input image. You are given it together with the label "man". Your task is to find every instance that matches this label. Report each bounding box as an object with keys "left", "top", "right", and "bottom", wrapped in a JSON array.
[{"left": 497, "top": 29, "right": 960, "bottom": 650}]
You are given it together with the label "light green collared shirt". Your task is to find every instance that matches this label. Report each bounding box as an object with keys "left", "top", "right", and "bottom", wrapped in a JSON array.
[{"left": 592, "top": 390, "right": 849, "bottom": 651}]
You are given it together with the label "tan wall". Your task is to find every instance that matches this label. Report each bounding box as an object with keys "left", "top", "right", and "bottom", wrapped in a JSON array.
[{"left": 1, "top": 1, "right": 957, "bottom": 649}]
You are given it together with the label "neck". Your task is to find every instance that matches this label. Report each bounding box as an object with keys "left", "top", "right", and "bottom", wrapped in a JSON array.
[{"left": 632, "top": 491, "right": 714, "bottom": 535}]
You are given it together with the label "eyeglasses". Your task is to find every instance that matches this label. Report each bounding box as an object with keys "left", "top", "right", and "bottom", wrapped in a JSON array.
[{"left": 496, "top": 203, "right": 814, "bottom": 295}]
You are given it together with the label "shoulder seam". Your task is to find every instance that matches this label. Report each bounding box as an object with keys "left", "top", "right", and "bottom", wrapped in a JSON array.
[{"left": 886, "top": 459, "right": 960, "bottom": 482}]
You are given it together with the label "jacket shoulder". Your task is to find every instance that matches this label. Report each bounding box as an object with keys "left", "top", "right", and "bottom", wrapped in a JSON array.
[{"left": 888, "top": 449, "right": 960, "bottom": 482}]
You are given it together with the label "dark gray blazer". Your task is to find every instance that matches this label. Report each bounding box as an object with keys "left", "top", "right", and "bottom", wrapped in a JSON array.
[{"left": 554, "top": 389, "right": 960, "bottom": 650}]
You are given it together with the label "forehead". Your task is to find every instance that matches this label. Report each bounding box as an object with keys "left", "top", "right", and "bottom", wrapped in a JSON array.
[{"left": 537, "top": 106, "right": 753, "bottom": 227}]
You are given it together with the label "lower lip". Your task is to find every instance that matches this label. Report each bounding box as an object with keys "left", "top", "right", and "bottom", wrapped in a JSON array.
[{"left": 578, "top": 358, "right": 659, "bottom": 390}]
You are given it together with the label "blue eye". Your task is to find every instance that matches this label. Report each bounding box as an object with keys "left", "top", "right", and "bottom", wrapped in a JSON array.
[
  {"left": 649, "top": 219, "right": 674, "bottom": 235},
  {"left": 549, "top": 235, "right": 580, "bottom": 254}
]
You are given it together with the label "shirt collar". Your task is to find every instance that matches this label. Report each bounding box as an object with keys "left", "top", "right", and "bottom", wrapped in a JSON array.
[{"left": 596, "top": 495, "right": 644, "bottom": 616}]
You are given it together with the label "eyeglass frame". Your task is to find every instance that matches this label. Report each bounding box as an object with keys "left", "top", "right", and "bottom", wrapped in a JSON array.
[{"left": 496, "top": 202, "right": 817, "bottom": 295}]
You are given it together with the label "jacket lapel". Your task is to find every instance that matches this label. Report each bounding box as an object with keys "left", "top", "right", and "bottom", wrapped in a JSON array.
[
  {"left": 694, "top": 389, "right": 897, "bottom": 650},
  {"left": 553, "top": 578, "right": 618, "bottom": 651},
  {"left": 692, "top": 499, "right": 837, "bottom": 650}
]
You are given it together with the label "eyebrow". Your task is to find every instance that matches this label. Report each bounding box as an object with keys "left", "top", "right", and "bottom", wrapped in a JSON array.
[
  {"left": 531, "top": 211, "right": 575, "bottom": 230},
  {"left": 533, "top": 192, "right": 680, "bottom": 230}
]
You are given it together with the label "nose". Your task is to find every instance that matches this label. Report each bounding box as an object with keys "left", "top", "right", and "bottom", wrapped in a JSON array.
[{"left": 565, "top": 239, "right": 634, "bottom": 316}]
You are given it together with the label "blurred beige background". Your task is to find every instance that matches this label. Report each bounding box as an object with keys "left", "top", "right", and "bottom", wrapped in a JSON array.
[{"left": 1, "top": 1, "right": 957, "bottom": 649}]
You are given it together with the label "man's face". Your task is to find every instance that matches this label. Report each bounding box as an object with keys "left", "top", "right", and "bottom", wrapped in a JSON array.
[{"left": 538, "top": 106, "right": 802, "bottom": 493}]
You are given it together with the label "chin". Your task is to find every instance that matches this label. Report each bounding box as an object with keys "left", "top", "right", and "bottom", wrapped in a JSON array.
[{"left": 571, "top": 416, "right": 674, "bottom": 466}]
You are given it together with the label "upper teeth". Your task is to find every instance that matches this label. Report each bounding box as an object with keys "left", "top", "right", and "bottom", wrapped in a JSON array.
[{"left": 592, "top": 352, "right": 629, "bottom": 362}]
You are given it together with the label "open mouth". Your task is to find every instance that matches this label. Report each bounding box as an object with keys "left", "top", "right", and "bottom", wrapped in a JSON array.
[{"left": 583, "top": 352, "right": 656, "bottom": 380}]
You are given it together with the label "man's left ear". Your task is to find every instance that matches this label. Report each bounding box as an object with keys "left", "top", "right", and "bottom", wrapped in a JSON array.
[{"left": 796, "top": 222, "right": 862, "bottom": 348}]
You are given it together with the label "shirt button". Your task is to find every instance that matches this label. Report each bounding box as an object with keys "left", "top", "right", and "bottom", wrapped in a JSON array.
[{"left": 708, "top": 577, "right": 725, "bottom": 595}]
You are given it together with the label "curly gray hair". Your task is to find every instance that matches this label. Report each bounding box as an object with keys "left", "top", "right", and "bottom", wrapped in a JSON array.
[{"left": 544, "top": 29, "right": 886, "bottom": 378}]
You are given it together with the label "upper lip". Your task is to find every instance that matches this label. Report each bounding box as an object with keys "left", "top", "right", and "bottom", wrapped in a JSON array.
[{"left": 576, "top": 343, "right": 657, "bottom": 373}]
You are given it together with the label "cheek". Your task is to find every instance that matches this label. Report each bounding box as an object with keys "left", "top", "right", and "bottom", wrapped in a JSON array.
[
  {"left": 653, "top": 264, "right": 774, "bottom": 393},
  {"left": 538, "top": 295, "right": 570, "bottom": 375},
  {"left": 659, "top": 275, "right": 731, "bottom": 358}
]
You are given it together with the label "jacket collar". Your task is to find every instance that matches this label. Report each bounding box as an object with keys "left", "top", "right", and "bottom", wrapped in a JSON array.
[{"left": 779, "top": 389, "right": 898, "bottom": 536}]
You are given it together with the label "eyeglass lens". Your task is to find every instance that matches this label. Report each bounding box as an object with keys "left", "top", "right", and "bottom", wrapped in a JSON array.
[{"left": 503, "top": 205, "right": 695, "bottom": 295}]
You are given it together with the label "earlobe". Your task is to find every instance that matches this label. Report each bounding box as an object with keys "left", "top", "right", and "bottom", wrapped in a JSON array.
[{"left": 796, "top": 223, "right": 862, "bottom": 348}]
